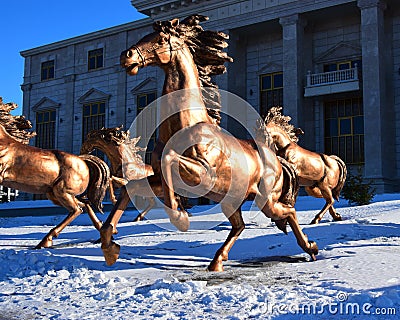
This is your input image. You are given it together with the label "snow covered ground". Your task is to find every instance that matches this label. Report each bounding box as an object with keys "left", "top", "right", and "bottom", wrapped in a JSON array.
[{"left": 0, "top": 194, "right": 399, "bottom": 319}]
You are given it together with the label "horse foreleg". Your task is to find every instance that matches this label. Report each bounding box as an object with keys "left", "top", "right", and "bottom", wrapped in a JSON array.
[
  {"left": 100, "top": 175, "right": 163, "bottom": 265},
  {"left": 161, "top": 149, "right": 194, "bottom": 232},
  {"left": 133, "top": 197, "right": 156, "bottom": 222},
  {"left": 100, "top": 186, "right": 130, "bottom": 265},
  {"left": 286, "top": 211, "right": 318, "bottom": 261},
  {"left": 109, "top": 176, "right": 127, "bottom": 205},
  {"left": 109, "top": 178, "right": 117, "bottom": 205},
  {"left": 208, "top": 205, "right": 245, "bottom": 272}
]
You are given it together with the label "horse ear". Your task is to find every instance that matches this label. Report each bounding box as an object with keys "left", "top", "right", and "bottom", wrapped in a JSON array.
[
  {"left": 153, "top": 21, "right": 163, "bottom": 31},
  {"left": 295, "top": 128, "right": 305, "bottom": 136},
  {"left": 169, "top": 18, "right": 179, "bottom": 29}
]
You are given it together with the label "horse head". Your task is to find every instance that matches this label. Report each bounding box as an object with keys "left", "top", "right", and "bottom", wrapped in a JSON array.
[{"left": 120, "top": 18, "right": 188, "bottom": 75}]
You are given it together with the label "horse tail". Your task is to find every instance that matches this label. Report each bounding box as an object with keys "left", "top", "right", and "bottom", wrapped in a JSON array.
[
  {"left": 79, "top": 154, "right": 111, "bottom": 213},
  {"left": 278, "top": 156, "right": 300, "bottom": 207},
  {"left": 330, "top": 155, "right": 347, "bottom": 201}
]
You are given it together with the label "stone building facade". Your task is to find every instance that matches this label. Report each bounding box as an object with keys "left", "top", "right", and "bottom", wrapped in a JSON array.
[{"left": 21, "top": 0, "right": 400, "bottom": 193}]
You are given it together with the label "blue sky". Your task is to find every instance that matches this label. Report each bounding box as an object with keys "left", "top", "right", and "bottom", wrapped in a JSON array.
[{"left": 1, "top": 1, "right": 146, "bottom": 115}]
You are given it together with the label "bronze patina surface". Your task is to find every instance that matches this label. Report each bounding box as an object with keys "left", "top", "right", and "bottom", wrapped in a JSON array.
[
  {"left": 0, "top": 98, "right": 110, "bottom": 248},
  {"left": 100, "top": 15, "right": 318, "bottom": 270}
]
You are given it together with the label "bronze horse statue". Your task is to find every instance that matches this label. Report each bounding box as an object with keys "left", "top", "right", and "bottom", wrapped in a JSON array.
[
  {"left": 261, "top": 107, "right": 347, "bottom": 224},
  {"left": 0, "top": 98, "right": 110, "bottom": 248},
  {"left": 100, "top": 15, "right": 318, "bottom": 271},
  {"left": 80, "top": 126, "right": 190, "bottom": 222}
]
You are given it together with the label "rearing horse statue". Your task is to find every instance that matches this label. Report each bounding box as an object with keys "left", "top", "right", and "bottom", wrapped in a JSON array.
[{"left": 100, "top": 15, "right": 318, "bottom": 271}]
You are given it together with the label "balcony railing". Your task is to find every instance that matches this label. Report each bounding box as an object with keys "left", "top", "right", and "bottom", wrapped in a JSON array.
[{"left": 304, "top": 64, "right": 360, "bottom": 97}]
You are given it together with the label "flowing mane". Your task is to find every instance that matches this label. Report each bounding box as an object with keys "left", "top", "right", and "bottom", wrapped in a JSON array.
[
  {"left": 0, "top": 97, "right": 36, "bottom": 144},
  {"left": 153, "top": 15, "right": 233, "bottom": 124},
  {"left": 262, "top": 107, "right": 303, "bottom": 144},
  {"left": 83, "top": 126, "right": 146, "bottom": 166}
]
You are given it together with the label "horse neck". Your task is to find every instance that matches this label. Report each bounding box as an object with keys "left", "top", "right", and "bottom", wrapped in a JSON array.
[
  {"left": 88, "top": 140, "right": 122, "bottom": 175},
  {"left": 0, "top": 124, "right": 16, "bottom": 144},
  {"left": 159, "top": 47, "right": 212, "bottom": 143}
]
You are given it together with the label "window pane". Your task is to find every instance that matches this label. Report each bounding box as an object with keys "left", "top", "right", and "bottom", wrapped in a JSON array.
[
  {"left": 273, "top": 73, "right": 283, "bottom": 88},
  {"left": 147, "top": 92, "right": 156, "bottom": 104},
  {"left": 339, "top": 118, "right": 351, "bottom": 135},
  {"left": 99, "top": 103, "right": 105, "bottom": 114},
  {"left": 261, "top": 75, "right": 271, "bottom": 90},
  {"left": 332, "top": 137, "right": 339, "bottom": 155},
  {"left": 325, "top": 119, "right": 338, "bottom": 137},
  {"left": 91, "top": 104, "right": 99, "bottom": 115},
  {"left": 338, "top": 100, "right": 345, "bottom": 117},
  {"left": 138, "top": 95, "right": 147, "bottom": 108},
  {"left": 345, "top": 99, "right": 352, "bottom": 116},
  {"left": 324, "top": 64, "right": 337, "bottom": 72},
  {"left": 97, "top": 55, "right": 103, "bottom": 68},
  {"left": 353, "top": 116, "right": 364, "bottom": 135},
  {"left": 338, "top": 62, "right": 351, "bottom": 70},
  {"left": 346, "top": 136, "right": 352, "bottom": 162},
  {"left": 83, "top": 105, "right": 91, "bottom": 116}
]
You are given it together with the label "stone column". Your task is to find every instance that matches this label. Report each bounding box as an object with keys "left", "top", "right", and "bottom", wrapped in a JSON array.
[
  {"left": 226, "top": 29, "right": 248, "bottom": 139},
  {"left": 279, "top": 14, "right": 306, "bottom": 128},
  {"left": 358, "top": 0, "right": 393, "bottom": 191},
  {"left": 63, "top": 74, "right": 76, "bottom": 153}
]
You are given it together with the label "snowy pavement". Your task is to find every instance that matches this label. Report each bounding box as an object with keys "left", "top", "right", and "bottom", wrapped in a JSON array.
[{"left": 0, "top": 194, "right": 399, "bottom": 319}]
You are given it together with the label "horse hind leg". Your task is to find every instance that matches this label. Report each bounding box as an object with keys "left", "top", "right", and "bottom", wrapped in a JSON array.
[
  {"left": 36, "top": 191, "right": 83, "bottom": 249},
  {"left": 310, "top": 185, "right": 341, "bottom": 224},
  {"left": 208, "top": 204, "right": 245, "bottom": 272}
]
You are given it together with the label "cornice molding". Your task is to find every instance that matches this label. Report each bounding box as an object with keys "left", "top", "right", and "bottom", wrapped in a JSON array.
[{"left": 357, "top": 0, "right": 386, "bottom": 10}]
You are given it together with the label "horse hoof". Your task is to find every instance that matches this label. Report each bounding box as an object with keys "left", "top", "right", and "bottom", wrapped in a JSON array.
[
  {"left": 35, "top": 239, "right": 53, "bottom": 249},
  {"left": 166, "top": 208, "right": 190, "bottom": 232},
  {"left": 333, "top": 216, "right": 342, "bottom": 222},
  {"left": 310, "top": 219, "right": 319, "bottom": 225},
  {"left": 101, "top": 241, "right": 121, "bottom": 266},
  {"left": 207, "top": 261, "right": 224, "bottom": 272},
  {"left": 307, "top": 241, "right": 318, "bottom": 261}
]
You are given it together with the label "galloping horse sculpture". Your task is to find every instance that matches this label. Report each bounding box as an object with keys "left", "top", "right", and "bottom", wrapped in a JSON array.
[
  {"left": 81, "top": 126, "right": 157, "bottom": 221},
  {"left": 100, "top": 15, "right": 318, "bottom": 271},
  {"left": 0, "top": 98, "right": 110, "bottom": 248},
  {"left": 261, "top": 107, "right": 347, "bottom": 224},
  {"left": 80, "top": 126, "right": 190, "bottom": 222}
]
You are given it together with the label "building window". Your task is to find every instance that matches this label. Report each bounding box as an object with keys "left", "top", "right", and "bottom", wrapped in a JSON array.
[
  {"left": 82, "top": 102, "right": 106, "bottom": 142},
  {"left": 88, "top": 48, "right": 104, "bottom": 70},
  {"left": 35, "top": 110, "right": 56, "bottom": 149},
  {"left": 260, "top": 72, "right": 283, "bottom": 118},
  {"left": 324, "top": 59, "right": 362, "bottom": 72},
  {"left": 41, "top": 60, "right": 55, "bottom": 81},
  {"left": 324, "top": 97, "right": 364, "bottom": 164},
  {"left": 137, "top": 92, "right": 157, "bottom": 163}
]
